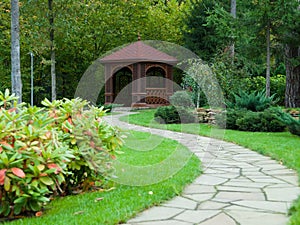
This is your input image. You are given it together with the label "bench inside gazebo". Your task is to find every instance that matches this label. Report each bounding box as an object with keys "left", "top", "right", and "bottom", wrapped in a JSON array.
[{"left": 100, "top": 40, "right": 178, "bottom": 107}]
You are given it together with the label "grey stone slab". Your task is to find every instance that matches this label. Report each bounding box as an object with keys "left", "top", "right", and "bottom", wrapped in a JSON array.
[
  {"left": 264, "top": 187, "right": 300, "bottom": 202},
  {"left": 224, "top": 205, "right": 268, "bottom": 212},
  {"left": 264, "top": 169, "right": 297, "bottom": 176},
  {"left": 193, "top": 174, "right": 228, "bottom": 186},
  {"left": 128, "top": 207, "right": 184, "bottom": 222},
  {"left": 233, "top": 200, "right": 290, "bottom": 214},
  {"left": 183, "top": 184, "right": 216, "bottom": 194},
  {"left": 183, "top": 193, "right": 215, "bottom": 203},
  {"left": 198, "top": 201, "right": 229, "bottom": 210},
  {"left": 162, "top": 196, "right": 198, "bottom": 210},
  {"left": 128, "top": 220, "right": 193, "bottom": 225},
  {"left": 213, "top": 191, "right": 265, "bottom": 202},
  {"left": 224, "top": 181, "right": 270, "bottom": 188},
  {"left": 226, "top": 210, "right": 288, "bottom": 225},
  {"left": 216, "top": 185, "right": 261, "bottom": 193},
  {"left": 247, "top": 177, "right": 286, "bottom": 184},
  {"left": 198, "top": 213, "right": 237, "bottom": 225},
  {"left": 212, "top": 173, "right": 240, "bottom": 179},
  {"left": 174, "top": 210, "right": 220, "bottom": 224},
  {"left": 274, "top": 175, "right": 299, "bottom": 185},
  {"left": 261, "top": 164, "right": 288, "bottom": 171}
]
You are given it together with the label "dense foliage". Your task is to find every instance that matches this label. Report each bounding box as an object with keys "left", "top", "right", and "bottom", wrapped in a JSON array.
[
  {"left": 169, "top": 91, "right": 194, "bottom": 108},
  {"left": 0, "top": 90, "right": 123, "bottom": 218},
  {"left": 154, "top": 105, "right": 196, "bottom": 124}
]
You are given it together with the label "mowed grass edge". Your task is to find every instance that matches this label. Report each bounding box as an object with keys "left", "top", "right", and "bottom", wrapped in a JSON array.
[{"left": 4, "top": 130, "right": 201, "bottom": 225}]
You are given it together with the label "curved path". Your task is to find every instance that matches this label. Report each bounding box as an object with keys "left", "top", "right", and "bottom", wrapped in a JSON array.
[{"left": 105, "top": 111, "right": 300, "bottom": 225}]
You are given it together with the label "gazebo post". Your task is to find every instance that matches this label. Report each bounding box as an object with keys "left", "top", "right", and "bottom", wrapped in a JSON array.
[
  {"left": 166, "top": 65, "right": 174, "bottom": 101},
  {"left": 105, "top": 64, "right": 113, "bottom": 104},
  {"left": 131, "top": 63, "right": 147, "bottom": 107}
]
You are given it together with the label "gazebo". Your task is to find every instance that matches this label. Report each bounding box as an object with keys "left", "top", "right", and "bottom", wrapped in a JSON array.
[{"left": 100, "top": 40, "right": 178, "bottom": 107}]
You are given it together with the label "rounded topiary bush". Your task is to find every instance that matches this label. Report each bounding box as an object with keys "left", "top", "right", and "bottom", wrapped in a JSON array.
[
  {"left": 169, "top": 91, "right": 194, "bottom": 108},
  {"left": 154, "top": 105, "right": 196, "bottom": 124}
]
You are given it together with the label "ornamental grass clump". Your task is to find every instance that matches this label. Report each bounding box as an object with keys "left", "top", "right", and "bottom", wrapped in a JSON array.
[{"left": 0, "top": 90, "right": 124, "bottom": 219}]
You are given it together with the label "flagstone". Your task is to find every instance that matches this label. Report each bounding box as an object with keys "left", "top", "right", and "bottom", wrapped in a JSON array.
[{"left": 198, "top": 213, "right": 237, "bottom": 225}]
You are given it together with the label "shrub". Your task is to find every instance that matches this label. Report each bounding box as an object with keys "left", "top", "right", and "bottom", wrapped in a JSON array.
[
  {"left": 216, "top": 107, "right": 286, "bottom": 132},
  {"left": 215, "top": 109, "right": 246, "bottom": 130},
  {"left": 0, "top": 90, "right": 124, "bottom": 218},
  {"left": 277, "top": 110, "right": 300, "bottom": 136},
  {"left": 154, "top": 106, "right": 196, "bottom": 124},
  {"left": 236, "top": 108, "right": 286, "bottom": 132},
  {"left": 227, "top": 90, "right": 278, "bottom": 112},
  {"left": 169, "top": 91, "right": 194, "bottom": 108}
]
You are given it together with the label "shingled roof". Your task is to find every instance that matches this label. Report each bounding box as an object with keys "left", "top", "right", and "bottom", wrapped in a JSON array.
[{"left": 100, "top": 41, "right": 178, "bottom": 64}]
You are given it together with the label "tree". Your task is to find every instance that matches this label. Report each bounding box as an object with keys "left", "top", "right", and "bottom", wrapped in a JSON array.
[
  {"left": 283, "top": 1, "right": 300, "bottom": 107},
  {"left": 10, "top": 0, "right": 22, "bottom": 103},
  {"left": 48, "top": 0, "right": 56, "bottom": 101},
  {"left": 229, "top": 0, "right": 236, "bottom": 58}
]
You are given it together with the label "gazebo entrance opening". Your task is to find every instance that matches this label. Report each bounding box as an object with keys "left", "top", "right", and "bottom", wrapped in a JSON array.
[
  {"left": 113, "top": 67, "right": 132, "bottom": 106},
  {"left": 145, "top": 66, "right": 168, "bottom": 105}
]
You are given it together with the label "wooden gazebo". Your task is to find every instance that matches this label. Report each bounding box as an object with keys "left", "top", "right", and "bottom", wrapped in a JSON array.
[{"left": 100, "top": 40, "right": 178, "bottom": 107}]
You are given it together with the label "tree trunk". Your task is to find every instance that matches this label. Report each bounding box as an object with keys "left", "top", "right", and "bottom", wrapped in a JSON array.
[
  {"left": 49, "top": 0, "right": 56, "bottom": 101},
  {"left": 285, "top": 45, "right": 300, "bottom": 107},
  {"left": 266, "top": 20, "right": 271, "bottom": 97},
  {"left": 229, "top": 0, "right": 236, "bottom": 58},
  {"left": 11, "top": 0, "right": 22, "bottom": 103}
]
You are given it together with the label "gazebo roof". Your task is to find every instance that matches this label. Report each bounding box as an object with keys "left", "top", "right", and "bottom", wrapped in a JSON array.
[{"left": 100, "top": 41, "right": 178, "bottom": 64}]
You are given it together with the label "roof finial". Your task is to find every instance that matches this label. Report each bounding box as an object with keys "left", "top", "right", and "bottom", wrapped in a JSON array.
[{"left": 138, "top": 32, "right": 141, "bottom": 41}]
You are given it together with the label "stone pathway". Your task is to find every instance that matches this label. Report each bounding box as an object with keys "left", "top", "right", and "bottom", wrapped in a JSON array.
[{"left": 104, "top": 112, "right": 300, "bottom": 225}]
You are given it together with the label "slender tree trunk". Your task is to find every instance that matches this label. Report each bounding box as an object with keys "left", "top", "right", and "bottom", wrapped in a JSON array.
[
  {"left": 266, "top": 20, "right": 271, "bottom": 97},
  {"left": 48, "top": 0, "right": 56, "bottom": 101},
  {"left": 229, "top": 0, "right": 236, "bottom": 58},
  {"left": 11, "top": 0, "right": 22, "bottom": 103},
  {"left": 285, "top": 45, "right": 300, "bottom": 107}
]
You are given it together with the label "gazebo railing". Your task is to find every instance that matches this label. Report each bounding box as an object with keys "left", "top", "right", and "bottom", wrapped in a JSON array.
[{"left": 146, "top": 88, "right": 168, "bottom": 104}]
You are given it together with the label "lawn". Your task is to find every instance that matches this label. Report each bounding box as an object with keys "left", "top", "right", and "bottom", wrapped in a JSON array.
[
  {"left": 121, "top": 109, "right": 300, "bottom": 174},
  {"left": 3, "top": 131, "right": 201, "bottom": 225},
  {"left": 120, "top": 109, "right": 300, "bottom": 224}
]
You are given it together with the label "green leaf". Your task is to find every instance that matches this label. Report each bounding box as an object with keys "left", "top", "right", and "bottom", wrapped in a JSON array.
[
  {"left": 40, "top": 176, "right": 54, "bottom": 186},
  {"left": 14, "top": 203, "right": 23, "bottom": 215},
  {"left": 4, "top": 176, "right": 11, "bottom": 191},
  {"left": 14, "top": 196, "right": 28, "bottom": 204},
  {"left": 29, "top": 200, "right": 41, "bottom": 211}
]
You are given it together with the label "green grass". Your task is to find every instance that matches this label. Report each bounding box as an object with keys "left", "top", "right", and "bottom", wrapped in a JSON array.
[
  {"left": 122, "top": 109, "right": 300, "bottom": 173},
  {"left": 121, "top": 109, "right": 300, "bottom": 225},
  {"left": 4, "top": 131, "right": 201, "bottom": 225}
]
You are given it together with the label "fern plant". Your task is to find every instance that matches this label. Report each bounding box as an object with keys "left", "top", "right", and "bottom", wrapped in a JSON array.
[{"left": 227, "top": 90, "right": 278, "bottom": 112}]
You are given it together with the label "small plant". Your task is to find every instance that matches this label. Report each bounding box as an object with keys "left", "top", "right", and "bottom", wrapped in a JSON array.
[
  {"left": 169, "top": 91, "right": 194, "bottom": 108},
  {"left": 0, "top": 90, "right": 124, "bottom": 218},
  {"left": 154, "top": 106, "right": 196, "bottom": 124},
  {"left": 227, "top": 90, "right": 278, "bottom": 112},
  {"left": 277, "top": 110, "right": 300, "bottom": 136}
]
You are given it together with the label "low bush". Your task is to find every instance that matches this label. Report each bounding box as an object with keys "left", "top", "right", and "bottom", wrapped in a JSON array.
[
  {"left": 0, "top": 90, "right": 124, "bottom": 218},
  {"left": 216, "top": 107, "right": 286, "bottom": 132},
  {"left": 169, "top": 91, "right": 194, "bottom": 108},
  {"left": 215, "top": 109, "right": 246, "bottom": 130},
  {"left": 154, "top": 106, "right": 196, "bottom": 124},
  {"left": 236, "top": 108, "right": 286, "bottom": 132}
]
